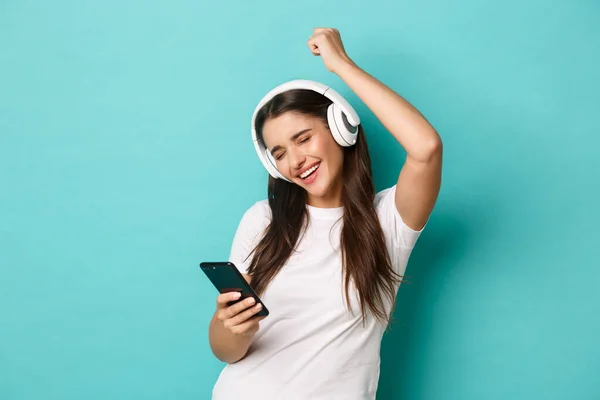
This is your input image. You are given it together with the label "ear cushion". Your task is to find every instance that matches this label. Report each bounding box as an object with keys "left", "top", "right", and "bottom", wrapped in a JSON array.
[{"left": 327, "top": 103, "right": 358, "bottom": 147}]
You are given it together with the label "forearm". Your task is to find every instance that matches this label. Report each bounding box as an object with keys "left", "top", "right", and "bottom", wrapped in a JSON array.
[
  {"left": 209, "top": 313, "right": 254, "bottom": 364},
  {"left": 335, "top": 61, "right": 442, "bottom": 162}
]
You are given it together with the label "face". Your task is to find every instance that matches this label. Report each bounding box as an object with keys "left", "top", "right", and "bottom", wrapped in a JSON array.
[{"left": 262, "top": 111, "right": 344, "bottom": 207}]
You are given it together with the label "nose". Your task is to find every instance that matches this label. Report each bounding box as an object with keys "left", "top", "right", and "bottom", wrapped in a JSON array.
[{"left": 288, "top": 147, "right": 306, "bottom": 172}]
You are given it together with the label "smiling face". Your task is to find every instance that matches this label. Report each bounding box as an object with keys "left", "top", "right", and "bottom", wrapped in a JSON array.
[{"left": 261, "top": 111, "right": 345, "bottom": 208}]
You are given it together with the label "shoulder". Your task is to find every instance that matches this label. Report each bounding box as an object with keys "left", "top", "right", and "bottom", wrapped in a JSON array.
[
  {"left": 374, "top": 185, "right": 395, "bottom": 208},
  {"left": 374, "top": 185, "right": 399, "bottom": 215},
  {"left": 242, "top": 199, "right": 271, "bottom": 220},
  {"left": 374, "top": 185, "right": 424, "bottom": 249},
  {"left": 229, "top": 200, "right": 270, "bottom": 254},
  {"left": 229, "top": 200, "right": 271, "bottom": 274},
  {"left": 235, "top": 199, "right": 271, "bottom": 236}
]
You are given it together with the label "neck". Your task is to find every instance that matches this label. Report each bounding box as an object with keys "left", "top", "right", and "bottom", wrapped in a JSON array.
[{"left": 306, "top": 177, "right": 344, "bottom": 209}]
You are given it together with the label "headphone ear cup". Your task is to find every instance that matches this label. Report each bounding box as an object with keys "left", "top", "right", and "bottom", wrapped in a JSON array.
[{"left": 327, "top": 103, "right": 358, "bottom": 147}]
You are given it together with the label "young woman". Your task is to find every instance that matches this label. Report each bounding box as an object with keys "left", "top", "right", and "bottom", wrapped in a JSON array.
[{"left": 208, "top": 28, "right": 442, "bottom": 399}]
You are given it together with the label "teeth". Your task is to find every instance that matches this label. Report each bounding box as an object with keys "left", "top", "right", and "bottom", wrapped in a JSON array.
[{"left": 300, "top": 164, "right": 319, "bottom": 179}]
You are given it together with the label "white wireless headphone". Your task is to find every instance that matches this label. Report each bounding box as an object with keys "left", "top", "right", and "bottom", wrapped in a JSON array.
[{"left": 250, "top": 79, "right": 361, "bottom": 181}]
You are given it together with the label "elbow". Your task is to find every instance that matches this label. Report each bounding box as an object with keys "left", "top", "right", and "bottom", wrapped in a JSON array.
[
  {"left": 210, "top": 342, "right": 246, "bottom": 364},
  {"left": 215, "top": 353, "right": 244, "bottom": 364},
  {"left": 410, "top": 134, "right": 443, "bottom": 163}
]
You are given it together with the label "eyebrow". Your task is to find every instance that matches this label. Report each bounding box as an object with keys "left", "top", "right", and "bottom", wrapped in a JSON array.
[{"left": 270, "top": 128, "right": 312, "bottom": 153}]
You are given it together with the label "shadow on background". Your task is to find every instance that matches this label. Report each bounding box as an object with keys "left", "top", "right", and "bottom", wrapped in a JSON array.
[{"left": 376, "top": 206, "right": 474, "bottom": 399}]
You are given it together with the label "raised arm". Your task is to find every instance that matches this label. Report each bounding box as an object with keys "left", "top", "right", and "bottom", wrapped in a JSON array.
[{"left": 308, "top": 28, "right": 442, "bottom": 230}]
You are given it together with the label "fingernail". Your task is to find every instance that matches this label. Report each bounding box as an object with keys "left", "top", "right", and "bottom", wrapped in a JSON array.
[
  {"left": 255, "top": 303, "right": 262, "bottom": 310},
  {"left": 233, "top": 292, "right": 241, "bottom": 299},
  {"left": 247, "top": 297, "right": 255, "bottom": 305}
]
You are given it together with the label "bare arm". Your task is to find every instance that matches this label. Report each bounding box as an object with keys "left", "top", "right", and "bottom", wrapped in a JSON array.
[{"left": 336, "top": 61, "right": 442, "bottom": 230}]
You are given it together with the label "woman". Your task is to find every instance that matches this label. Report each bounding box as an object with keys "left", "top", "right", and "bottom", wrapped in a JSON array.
[{"left": 208, "top": 28, "right": 442, "bottom": 399}]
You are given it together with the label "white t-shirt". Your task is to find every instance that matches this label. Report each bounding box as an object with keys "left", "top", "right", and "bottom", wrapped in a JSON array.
[{"left": 212, "top": 185, "right": 423, "bottom": 400}]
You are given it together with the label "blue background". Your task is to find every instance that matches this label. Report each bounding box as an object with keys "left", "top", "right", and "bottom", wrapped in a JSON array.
[{"left": 1, "top": 1, "right": 599, "bottom": 399}]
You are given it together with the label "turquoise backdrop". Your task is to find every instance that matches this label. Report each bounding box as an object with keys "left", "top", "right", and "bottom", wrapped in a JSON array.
[{"left": 1, "top": 1, "right": 599, "bottom": 399}]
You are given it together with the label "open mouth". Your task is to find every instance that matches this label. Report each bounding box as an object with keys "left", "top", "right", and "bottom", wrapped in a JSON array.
[{"left": 299, "top": 163, "right": 320, "bottom": 181}]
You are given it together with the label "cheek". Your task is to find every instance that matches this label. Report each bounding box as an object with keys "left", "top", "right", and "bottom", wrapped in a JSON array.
[
  {"left": 275, "top": 158, "right": 290, "bottom": 175},
  {"left": 313, "top": 135, "right": 337, "bottom": 158},
  {"left": 325, "top": 143, "right": 344, "bottom": 169}
]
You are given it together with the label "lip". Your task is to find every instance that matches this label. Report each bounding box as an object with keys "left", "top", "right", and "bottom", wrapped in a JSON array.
[{"left": 296, "top": 162, "right": 321, "bottom": 178}]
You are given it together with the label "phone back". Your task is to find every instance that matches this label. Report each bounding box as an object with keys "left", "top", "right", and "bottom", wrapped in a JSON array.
[{"left": 200, "top": 262, "right": 269, "bottom": 316}]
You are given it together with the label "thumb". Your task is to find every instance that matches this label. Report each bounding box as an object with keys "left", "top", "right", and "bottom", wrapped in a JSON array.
[{"left": 307, "top": 35, "right": 321, "bottom": 56}]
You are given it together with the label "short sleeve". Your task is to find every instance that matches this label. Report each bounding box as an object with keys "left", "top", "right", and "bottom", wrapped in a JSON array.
[
  {"left": 374, "top": 185, "right": 426, "bottom": 275},
  {"left": 228, "top": 200, "right": 271, "bottom": 274}
]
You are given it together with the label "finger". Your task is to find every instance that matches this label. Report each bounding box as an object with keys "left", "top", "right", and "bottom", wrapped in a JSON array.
[
  {"left": 307, "top": 36, "right": 320, "bottom": 55},
  {"left": 231, "top": 315, "right": 267, "bottom": 336},
  {"left": 313, "top": 27, "right": 328, "bottom": 35},
  {"left": 227, "top": 302, "right": 264, "bottom": 327},
  {"left": 216, "top": 291, "right": 241, "bottom": 308},
  {"left": 224, "top": 296, "right": 257, "bottom": 319}
]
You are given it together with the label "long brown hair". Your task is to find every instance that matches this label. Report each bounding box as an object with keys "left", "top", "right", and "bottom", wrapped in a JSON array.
[{"left": 247, "top": 89, "right": 400, "bottom": 324}]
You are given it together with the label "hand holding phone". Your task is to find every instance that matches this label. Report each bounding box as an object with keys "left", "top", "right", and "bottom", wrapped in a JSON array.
[
  {"left": 201, "top": 262, "right": 269, "bottom": 337},
  {"left": 215, "top": 291, "right": 266, "bottom": 337}
]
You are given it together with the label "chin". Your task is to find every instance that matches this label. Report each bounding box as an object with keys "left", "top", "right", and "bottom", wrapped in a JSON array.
[
  {"left": 306, "top": 184, "right": 329, "bottom": 198},
  {"left": 302, "top": 176, "right": 332, "bottom": 199}
]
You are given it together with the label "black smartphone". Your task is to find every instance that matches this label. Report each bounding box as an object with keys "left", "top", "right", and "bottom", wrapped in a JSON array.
[{"left": 200, "top": 261, "right": 269, "bottom": 317}]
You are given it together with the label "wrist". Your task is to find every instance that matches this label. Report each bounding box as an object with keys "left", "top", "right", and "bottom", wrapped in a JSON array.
[{"left": 333, "top": 58, "right": 359, "bottom": 77}]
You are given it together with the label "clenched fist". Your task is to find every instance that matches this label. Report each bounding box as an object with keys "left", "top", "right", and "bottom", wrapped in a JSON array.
[{"left": 307, "top": 28, "right": 355, "bottom": 74}]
